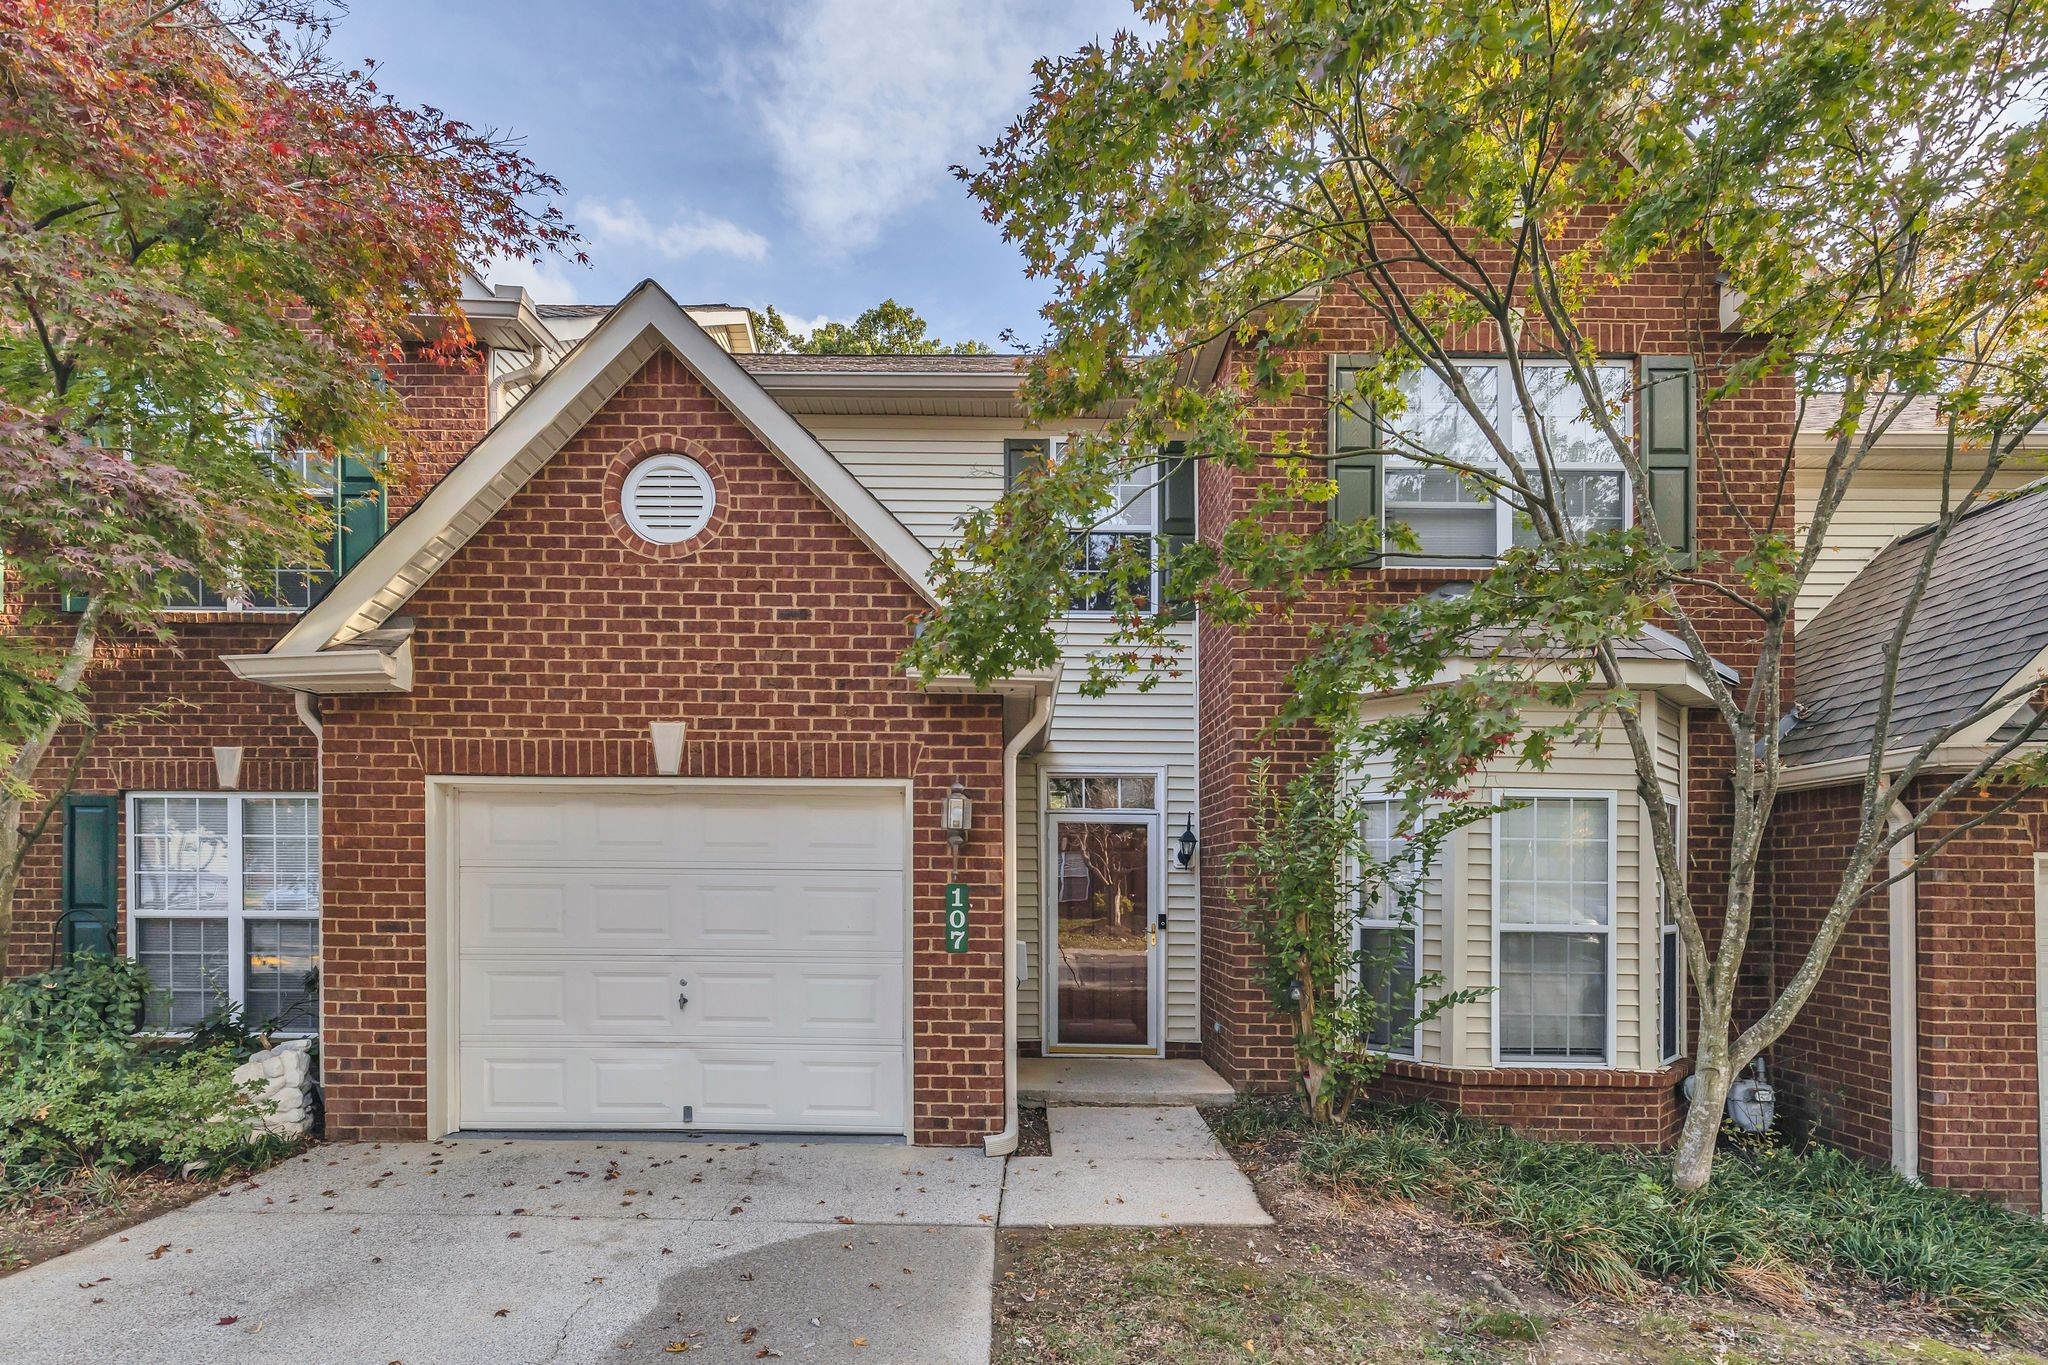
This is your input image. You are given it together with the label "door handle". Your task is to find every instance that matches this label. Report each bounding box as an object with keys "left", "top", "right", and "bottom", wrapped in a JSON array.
[{"left": 677, "top": 977, "right": 690, "bottom": 1012}]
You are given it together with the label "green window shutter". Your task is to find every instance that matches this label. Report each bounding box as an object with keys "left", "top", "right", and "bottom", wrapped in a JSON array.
[
  {"left": 1329, "top": 359, "right": 1381, "bottom": 526},
  {"left": 335, "top": 453, "right": 387, "bottom": 574},
  {"left": 1159, "top": 443, "right": 1196, "bottom": 620},
  {"left": 1003, "top": 437, "right": 1050, "bottom": 491},
  {"left": 59, "top": 793, "right": 118, "bottom": 962},
  {"left": 1639, "top": 357, "right": 1697, "bottom": 560},
  {"left": 60, "top": 592, "right": 90, "bottom": 613}
]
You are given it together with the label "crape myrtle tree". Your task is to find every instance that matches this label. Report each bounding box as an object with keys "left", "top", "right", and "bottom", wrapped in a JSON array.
[
  {"left": 0, "top": 0, "right": 577, "bottom": 971},
  {"left": 901, "top": 0, "right": 2048, "bottom": 1189}
]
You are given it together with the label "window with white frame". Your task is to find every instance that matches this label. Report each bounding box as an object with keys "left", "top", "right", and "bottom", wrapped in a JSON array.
[
  {"left": 1356, "top": 798, "right": 1428, "bottom": 1056},
  {"left": 1047, "top": 774, "right": 1158, "bottom": 811},
  {"left": 1495, "top": 794, "right": 1612, "bottom": 1063},
  {"left": 129, "top": 794, "right": 320, "bottom": 1032},
  {"left": 1071, "top": 456, "right": 1161, "bottom": 612},
  {"left": 1381, "top": 360, "right": 1632, "bottom": 565},
  {"left": 1659, "top": 798, "right": 1685, "bottom": 1063}
]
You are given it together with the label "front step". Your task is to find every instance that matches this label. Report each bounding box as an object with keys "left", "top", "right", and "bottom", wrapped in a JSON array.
[{"left": 1018, "top": 1057, "right": 1237, "bottom": 1107}]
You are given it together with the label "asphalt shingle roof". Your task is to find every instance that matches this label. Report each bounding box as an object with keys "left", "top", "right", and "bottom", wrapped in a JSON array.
[{"left": 1781, "top": 483, "right": 2048, "bottom": 766}]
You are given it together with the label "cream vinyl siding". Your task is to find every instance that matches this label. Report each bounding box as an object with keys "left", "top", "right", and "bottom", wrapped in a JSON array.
[
  {"left": 801, "top": 414, "right": 1203, "bottom": 1046},
  {"left": 1794, "top": 464, "right": 2038, "bottom": 625},
  {"left": 1355, "top": 694, "right": 1684, "bottom": 1071}
]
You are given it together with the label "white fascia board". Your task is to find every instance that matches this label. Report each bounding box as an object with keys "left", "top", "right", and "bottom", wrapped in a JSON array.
[
  {"left": 1776, "top": 740, "right": 2046, "bottom": 792},
  {"left": 1406, "top": 653, "right": 1727, "bottom": 708},
  {"left": 919, "top": 665, "right": 1061, "bottom": 700},
  {"left": 269, "top": 280, "right": 939, "bottom": 661},
  {"left": 222, "top": 634, "right": 414, "bottom": 694},
  {"left": 749, "top": 371, "right": 1025, "bottom": 398}
]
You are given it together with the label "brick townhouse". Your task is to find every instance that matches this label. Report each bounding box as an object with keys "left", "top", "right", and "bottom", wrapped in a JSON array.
[{"left": 4, "top": 259, "right": 2041, "bottom": 1210}]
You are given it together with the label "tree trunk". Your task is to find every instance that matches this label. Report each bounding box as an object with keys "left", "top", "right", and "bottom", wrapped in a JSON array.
[{"left": 1672, "top": 1034, "right": 1735, "bottom": 1192}]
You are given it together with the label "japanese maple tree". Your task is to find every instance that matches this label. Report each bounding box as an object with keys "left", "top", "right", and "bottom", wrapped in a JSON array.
[
  {"left": 904, "top": 0, "right": 2048, "bottom": 1188},
  {"left": 0, "top": 0, "right": 577, "bottom": 968}
]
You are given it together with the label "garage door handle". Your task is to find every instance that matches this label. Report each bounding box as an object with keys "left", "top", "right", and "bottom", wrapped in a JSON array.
[{"left": 677, "top": 978, "right": 689, "bottom": 1012}]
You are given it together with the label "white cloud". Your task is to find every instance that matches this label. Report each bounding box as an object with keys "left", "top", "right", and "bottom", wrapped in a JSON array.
[
  {"left": 575, "top": 196, "right": 771, "bottom": 263},
  {"left": 754, "top": 0, "right": 1118, "bottom": 253}
]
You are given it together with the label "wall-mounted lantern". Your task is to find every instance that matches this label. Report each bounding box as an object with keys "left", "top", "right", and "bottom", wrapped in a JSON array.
[
  {"left": 649, "top": 721, "right": 686, "bottom": 777},
  {"left": 213, "top": 746, "right": 244, "bottom": 791},
  {"left": 1176, "top": 813, "right": 1199, "bottom": 868},
  {"left": 943, "top": 783, "right": 973, "bottom": 854}
]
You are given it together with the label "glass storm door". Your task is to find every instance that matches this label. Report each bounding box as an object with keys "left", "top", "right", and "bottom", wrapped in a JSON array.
[{"left": 1048, "top": 815, "right": 1158, "bottom": 1051}]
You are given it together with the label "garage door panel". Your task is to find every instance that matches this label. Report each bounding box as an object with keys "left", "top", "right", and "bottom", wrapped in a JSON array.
[
  {"left": 460, "top": 1045, "right": 902, "bottom": 1132},
  {"left": 458, "top": 789, "right": 904, "bottom": 870},
  {"left": 461, "top": 869, "right": 904, "bottom": 952},
  {"left": 462, "top": 957, "right": 900, "bottom": 1042}
]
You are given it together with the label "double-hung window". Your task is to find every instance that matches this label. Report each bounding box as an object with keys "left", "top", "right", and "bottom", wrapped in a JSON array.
[
  {"left": 1375, "top": 360, "right": 1633, "bottom": 566},
  {"left": 1659, "top": 798, "right": 1686, "bottom": 1063},
  {"left": 1073, "top": 460, "right": 1162, "bottom": 612},
  {"left": 128, "top": 794, "right": 321, "bottom": 1032},
  {"left": 1494, "top": 794, "right": 1612, "bottom": 1063},
  {"left": 1355, "top": 797, "right": 1429, "bottom": 1056},
  {"left": 164, "top": 446, "right": 384, "bottom": 612}
]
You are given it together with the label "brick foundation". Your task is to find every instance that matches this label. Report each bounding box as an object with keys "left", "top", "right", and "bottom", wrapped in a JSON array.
[{"left": 1368, "top": 1059, "right": 1687, "bottom": 1147}]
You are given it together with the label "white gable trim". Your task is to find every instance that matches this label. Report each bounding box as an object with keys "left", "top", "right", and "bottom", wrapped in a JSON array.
[{"left": 267, "top": 280, "right": 936, "bottom": 661}]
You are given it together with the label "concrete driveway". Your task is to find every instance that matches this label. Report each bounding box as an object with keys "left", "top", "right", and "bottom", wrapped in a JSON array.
[{"left": 0, "top": 1137, "right": 1004, "bottom": 1364}]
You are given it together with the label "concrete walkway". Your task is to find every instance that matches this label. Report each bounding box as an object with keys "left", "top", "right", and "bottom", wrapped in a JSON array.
[
  {"left": 1000, "top": 1105, "right": 1272, "bottom": 1226},
  {"left": 0, "top": 1138, "right": 1004, "bottom": 1364},
  {"left": 1018, "top": 1056, "right": 1238, "bottom": 1106}
]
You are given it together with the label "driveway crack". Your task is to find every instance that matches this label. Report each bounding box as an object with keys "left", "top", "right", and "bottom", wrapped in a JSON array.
[{"left": 538, "top": 1286, "right": 602, "bottom": 1364}]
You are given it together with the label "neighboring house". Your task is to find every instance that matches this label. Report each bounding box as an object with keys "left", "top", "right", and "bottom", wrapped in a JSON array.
[
  {"left": 4, "top": 261, "right": 2040, "bottom": 1214},
  {"left": 1760, "top": 404, "right": 2048, "bottom": 1212}
]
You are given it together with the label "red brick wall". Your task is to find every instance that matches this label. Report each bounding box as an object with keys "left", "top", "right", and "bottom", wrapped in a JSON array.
[
  {"left": 1755, "top": 783, "right": 1895, "bottom": 1165},
  {"left": 2, "top": 345, "right": 489, "bottom": 977},
  {"left": 1194, "top": 242, "right": 1793, "bottom": 1113},
  {"left": 315, "top": 351, "right": 1007, "bottom": 1144},
  {"left": 1761, "top": 779, "right": 2044, "bottom": 1211},
  {"left": 1369, "top": 1060, "right": 1686, "bottom": 1146}
]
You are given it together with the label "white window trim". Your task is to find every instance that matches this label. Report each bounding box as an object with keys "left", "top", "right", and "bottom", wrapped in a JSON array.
[
  {"left": 1383, "top": 359, "right": 1634, "bottom": 566},
  {"left": 1658, "top": 796, "right": 1687, "bottom": 1065},
  {"left": 1049, "top": 440, "right": 1163, "bottom": 616},
  {"left": 126, "top": 791, "right": 321, "bottom": 1035},
  {"left": 1489, "top": 790, "right": 1619, "bottom": 1068},
  {"left": 1349, "top": 793, "right": 1428, "bottom": 1060},
  {"left": 164, "top": 450, "right": 340, "bottom": 614}
]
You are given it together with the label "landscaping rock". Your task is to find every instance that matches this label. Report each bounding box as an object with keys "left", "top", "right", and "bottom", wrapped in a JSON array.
[{"left": 230, "top": 1038, "right": 317, "bottom": 1139}]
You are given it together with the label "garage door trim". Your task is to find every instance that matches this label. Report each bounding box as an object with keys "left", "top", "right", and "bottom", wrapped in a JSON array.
[{"left": 424, "top": 776, "right": 916, "bottom": 1141}]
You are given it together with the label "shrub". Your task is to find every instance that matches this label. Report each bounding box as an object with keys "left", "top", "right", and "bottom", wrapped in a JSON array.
[
  {"left": 1258, "top": 1102, "right": 2048, "bottom": 1330},
  {"left": 0, "top": 954, "right": 289, "bottom": 1203}
]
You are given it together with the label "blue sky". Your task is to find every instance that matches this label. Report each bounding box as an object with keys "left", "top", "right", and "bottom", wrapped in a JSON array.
[{"left": 334, "top": 0, "right": 1133, "bottom": 349}]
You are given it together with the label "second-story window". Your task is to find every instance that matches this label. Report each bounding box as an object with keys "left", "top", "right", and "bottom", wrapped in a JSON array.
[
  {"left": 164, "top": 448, "right": 384, "bottom": 612},
  {"left": 1337, "top": 358, "right": 1635, "bottom": 567},
  {"left": 1005, "top": 438, "right": 1193, "bottom": 616}
]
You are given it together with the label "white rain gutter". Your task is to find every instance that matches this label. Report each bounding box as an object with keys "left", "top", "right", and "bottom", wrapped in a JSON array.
[
  {"left": 1888, "top": 800, "right": 1920, "bottom": 1181},
  {"left": 984, "top": 685, "right": 1057, "bottom": 1157}
]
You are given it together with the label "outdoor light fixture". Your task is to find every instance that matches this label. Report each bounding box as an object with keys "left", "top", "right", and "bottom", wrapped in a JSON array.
[
  {"left": 1176, "top": 813, "right": 1199, "bottom": 868},
  {"left": 649, "top": 721, "right": 686, "bottom": 777},
  {"left": 213, "top": 746, "right": 244, "bottom": 791},
  {"left": 943, "top": 782, "right": 973, "bottom": 854}
]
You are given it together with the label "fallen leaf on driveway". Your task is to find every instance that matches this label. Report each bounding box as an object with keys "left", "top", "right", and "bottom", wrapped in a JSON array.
[
  {"left": 835, "top": 1216, "right": 855, "bottom": 1224},
  {"left": 147, "top": 1245, "right": 171, "bottom": 1260},
  {"left": 493, "top": 1309, "right": 509, "bottom": 1318},
  {"left": 851, "top": 1338, "right": 868, "bottom": 1348},
  {"left": 216, "top": 1316, "right": 239, "bottom": 1326},
  {"left": 663, "top": 1343, "right": 694, "bottom": 1354}
]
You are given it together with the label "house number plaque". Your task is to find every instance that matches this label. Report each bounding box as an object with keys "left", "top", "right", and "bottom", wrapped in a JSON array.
[{"left": 944, "top": 883, "right": 971, "bottom": 953}]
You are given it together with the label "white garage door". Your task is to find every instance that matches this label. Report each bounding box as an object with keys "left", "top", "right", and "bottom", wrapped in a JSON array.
[{"left": 454, "top": 785, "right": 907, "bottom": 1134}]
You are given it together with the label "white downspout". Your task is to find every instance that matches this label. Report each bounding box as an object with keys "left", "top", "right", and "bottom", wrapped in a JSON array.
[
  {"left": 293, "top": 691, "right": 323, "bottom": 746},
  {"left": 1888, "top": 800, "right": 1920, "bottom": 1181},
  {"left": 984, "top": 685, "right": 1056, "bottom": 1157}
]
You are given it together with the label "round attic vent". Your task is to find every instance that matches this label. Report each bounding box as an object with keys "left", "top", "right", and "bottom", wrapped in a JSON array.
[{"left": 620, "top": 454, "right": 716, "bottom": 543}]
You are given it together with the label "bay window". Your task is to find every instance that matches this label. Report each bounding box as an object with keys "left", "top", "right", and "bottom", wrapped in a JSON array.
[
  {"left": 1494, "top": 794, "right": 1612, "bottom": 1063},
  {"left": 1356, "top": 797, "right": 1429, "bottom": 1056},
  {"left": 129, "top": 793, "right": 320, "bottom": 1032}
]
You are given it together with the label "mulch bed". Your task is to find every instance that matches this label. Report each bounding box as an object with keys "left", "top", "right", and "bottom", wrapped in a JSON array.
[{"left": 0, "top": 1170, "right": 234, "bottom": 1276}]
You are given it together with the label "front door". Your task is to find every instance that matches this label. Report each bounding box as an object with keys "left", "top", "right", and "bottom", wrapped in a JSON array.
[{"left": 1047, "top": 814, "right": 1158, "bottom": 1051}]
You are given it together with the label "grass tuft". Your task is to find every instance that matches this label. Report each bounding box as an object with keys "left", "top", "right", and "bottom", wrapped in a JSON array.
[{"left": 1228, "top": 1101, "right": 2048, "bottom": 1331}]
